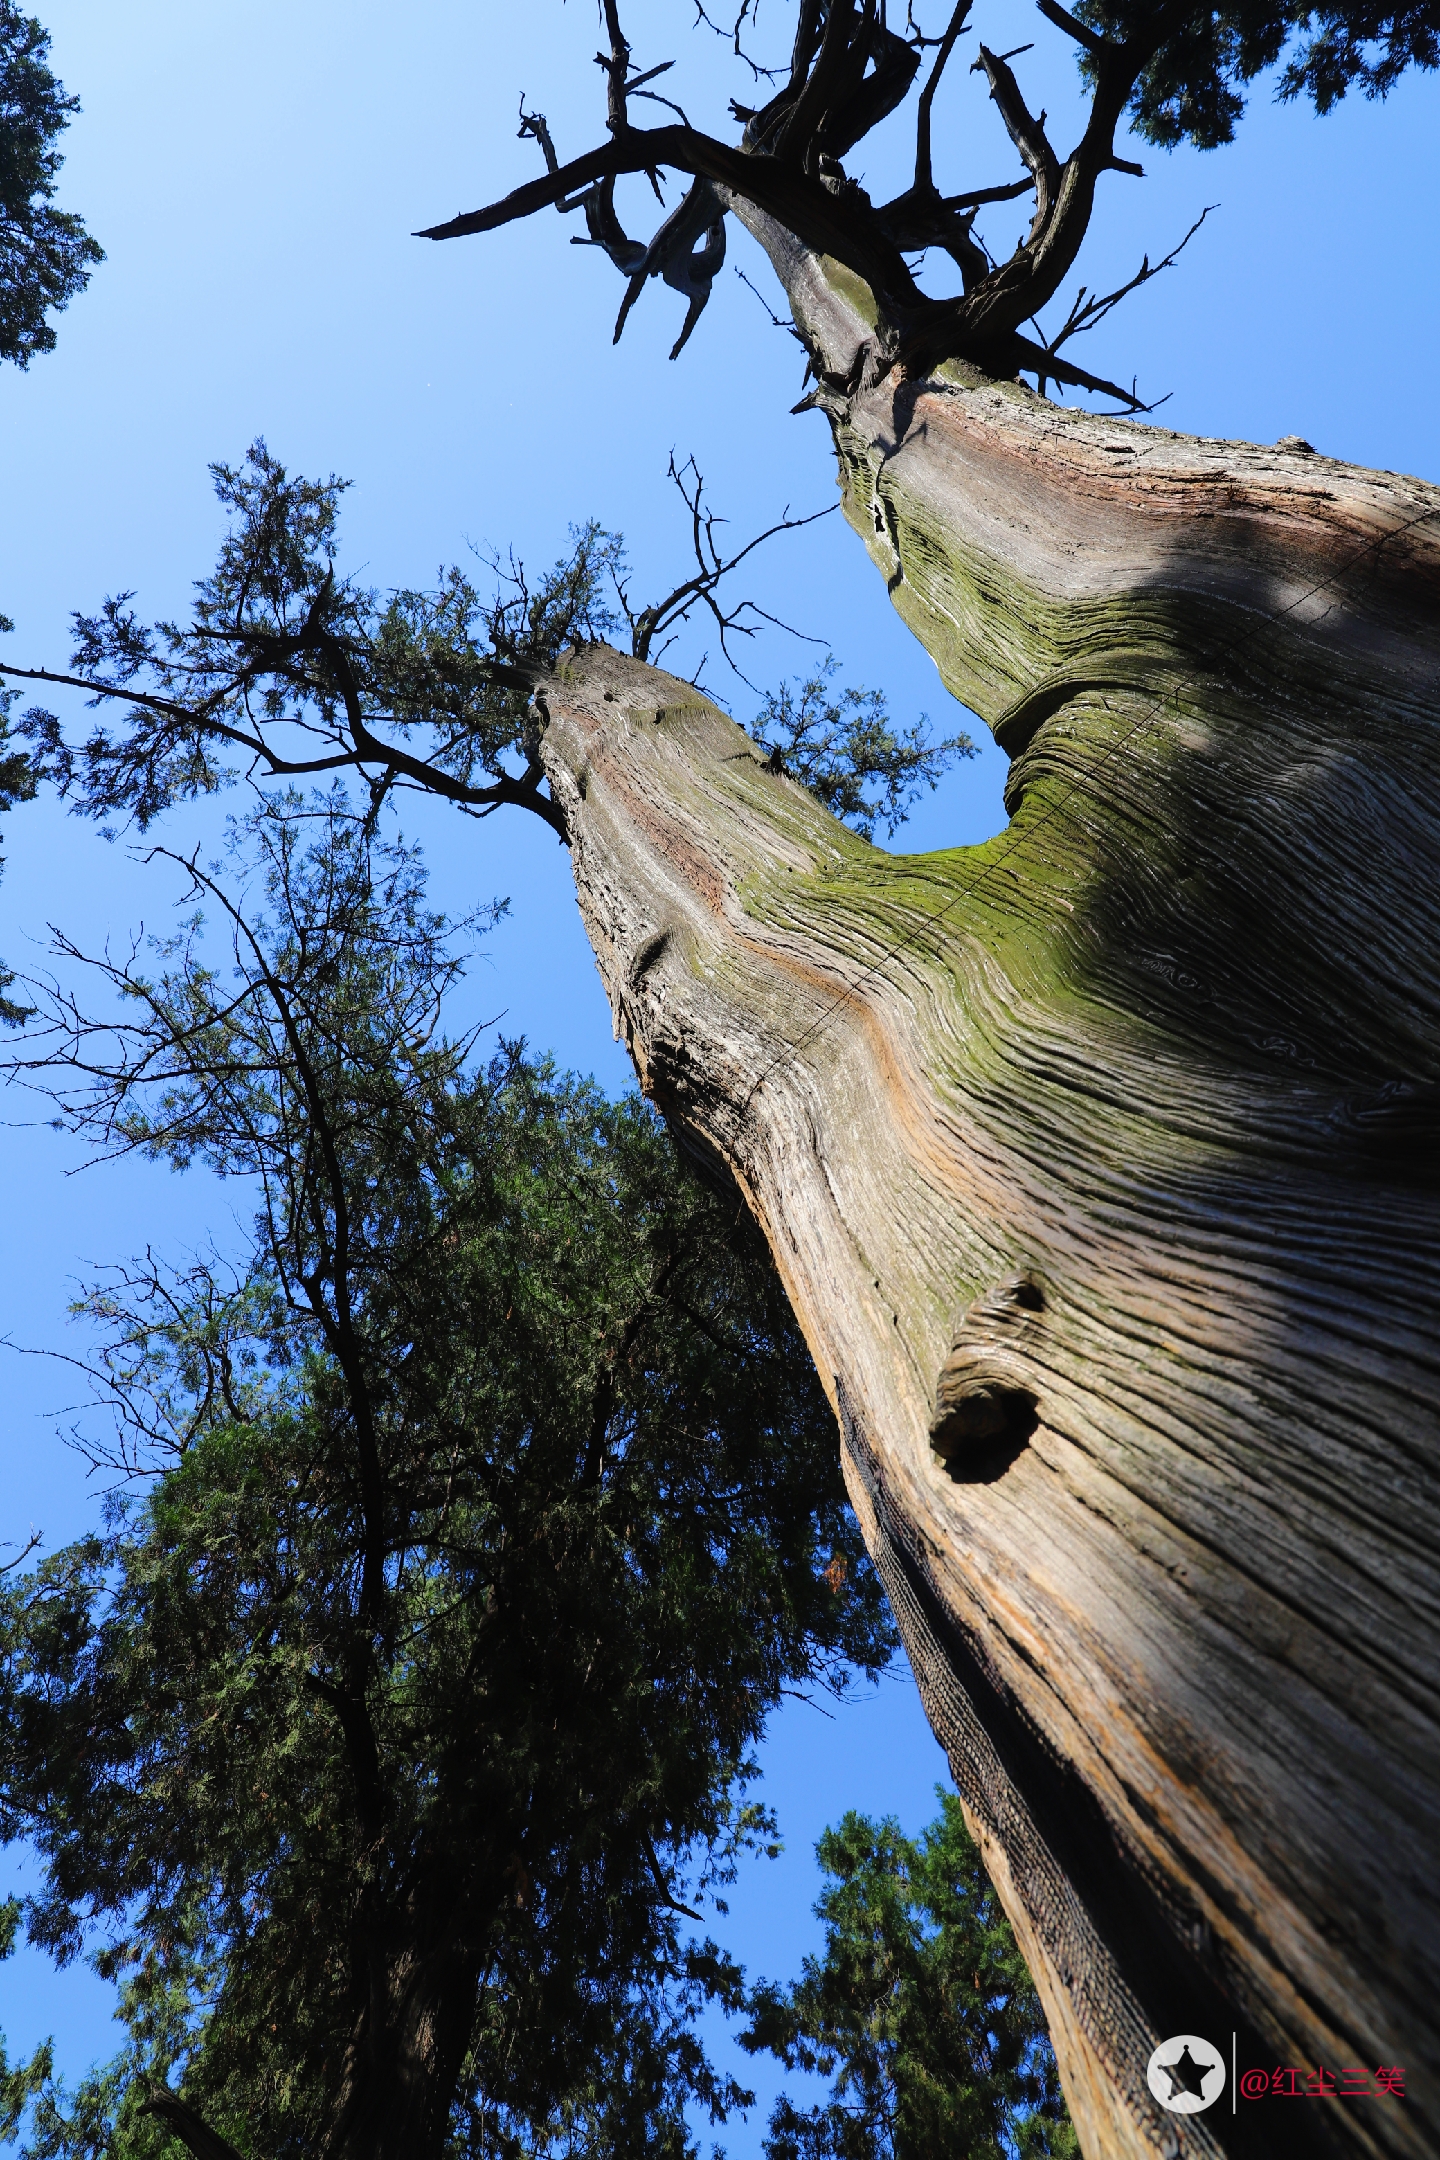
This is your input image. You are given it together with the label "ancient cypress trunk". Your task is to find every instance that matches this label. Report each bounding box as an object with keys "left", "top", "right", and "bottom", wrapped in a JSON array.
[
  {"left": 535, "top": 223, "right": 1440, "bottom": 2160},
  {"left": 321, "top": 1890, "right": 483, "bottom": 2160}
]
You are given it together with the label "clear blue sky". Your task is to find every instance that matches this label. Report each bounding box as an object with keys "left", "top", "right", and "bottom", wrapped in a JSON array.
[{"left": 0, "top": 0, "right": 1435, "bottom": 2144}]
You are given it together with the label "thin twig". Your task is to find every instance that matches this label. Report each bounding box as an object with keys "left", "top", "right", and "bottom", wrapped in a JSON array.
[{"left": 618, "top": 454, "right": 834, "bottom": 689}]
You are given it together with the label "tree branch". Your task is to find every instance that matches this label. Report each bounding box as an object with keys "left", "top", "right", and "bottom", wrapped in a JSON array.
[
  {"left": 1034, "top": 0, "right": 1106, "bottom": 58},
  {"left": 642, "top": 1830, "right": 702, "bottom": 1923},
  {"left": 915, "top": 1, "right": 971, "bottom": 195},
  {"left": 416, "top": 122, "right": 924, "bottom": 315},
  {"left": 972, "top": 43, "right": 1060, "bottom": 237},
  {"left": 0, "top": 655, "right": 568, "bottom": 838},
  {"left": 305, "top": 1672, "right": 387, "bottom": 1847},
  {"left": 621, "top": 455, "right": 834, "bottom": 681},
  {"left": 139, "top": 2089, "right": 249, "bottom": 2160},
  {"left": 1036, "top": 202, "right": 1216, "bottom": 368},
  {"left": 612, "top": 177, "right": 728, "bottom": 357},
  {"left": 599, "top": 0, "right": 633, "bottom": 137},
  {"left": 1007, "top": 328, "right": 1163, "bottom": 411},
  {"left": 420, "top": 0, "right": 1199, "bottom": 386}
]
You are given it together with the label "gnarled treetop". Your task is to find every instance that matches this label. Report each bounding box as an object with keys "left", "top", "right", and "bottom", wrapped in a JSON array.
[{"left": 418, "top": 0, "right": 1439, "bottom": 402}]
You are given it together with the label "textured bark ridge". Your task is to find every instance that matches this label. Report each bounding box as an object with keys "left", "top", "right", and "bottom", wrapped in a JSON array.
[{"left": 537, "top": 232, "right": 1440, "bottom": 2160}]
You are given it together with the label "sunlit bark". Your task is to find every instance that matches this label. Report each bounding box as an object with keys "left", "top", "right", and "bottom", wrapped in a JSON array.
[{"left": 537, "top": 219, "right": 1440, "bottom": 2160}]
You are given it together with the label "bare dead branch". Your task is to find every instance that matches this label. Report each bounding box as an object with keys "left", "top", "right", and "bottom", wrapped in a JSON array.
[
  {"left": 599, "top": 0, "right": 633, "bottom": 136},
  {"left": 417, "top": 121, "right": 923, "bottom": 322},
  {"left": 692, "top": 0, "right": 783, "bottom": 82},
  {"left": 613, "top": 177, "right": 728, "bottom": 357},
  {"left": 1009, "top": 329, "right": 1170, "bottom": 412},
  {"left": 735, "top": 264, "right": 799, "bottom": 334},
  {"left": 915, "top": 2, "right": 971, "bottom": 195},
  {"left": 972, "top": 43, "right": 1060, "bottom": 239},
  {"left": 616, "top": 454, "right": 833, "bottom": 687},
  {"left": 418, "top": 0, "right": 1197, "bottom": 390},
  {"left": 1025, "top": 203, "right": 1216, "bottom": 397}
]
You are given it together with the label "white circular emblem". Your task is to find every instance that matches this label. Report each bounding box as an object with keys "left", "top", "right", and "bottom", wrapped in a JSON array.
[{"left": 1146, "top": 2033, "right": 1227, "bottom": 2114}]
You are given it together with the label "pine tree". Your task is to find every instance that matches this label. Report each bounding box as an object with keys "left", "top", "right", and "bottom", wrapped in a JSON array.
[{"left": 741, "top": 1791, "right": 1077, "bottom": 2160}]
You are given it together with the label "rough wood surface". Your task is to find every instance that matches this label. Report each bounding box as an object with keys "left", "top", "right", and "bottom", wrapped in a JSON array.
[{"left": 536, "top": 223, "right": 1440, "bottom": 2160}]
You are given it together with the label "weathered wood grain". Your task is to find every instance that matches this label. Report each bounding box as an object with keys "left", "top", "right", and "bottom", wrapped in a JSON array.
[{"left": 535, "top": 223, "right": 1440, "bottom": 2159}]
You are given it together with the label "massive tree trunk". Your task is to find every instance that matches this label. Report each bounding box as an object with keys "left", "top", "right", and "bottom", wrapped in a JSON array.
[
  {"left": 536, "top": 215, "right": 1440, "bottom": 2160},
  {"left": 322, "top": 1882, "right": 484, "bottom": 2160}
]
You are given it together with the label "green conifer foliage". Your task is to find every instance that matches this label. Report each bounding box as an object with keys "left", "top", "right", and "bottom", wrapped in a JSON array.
[
  {"left": 0, "top": 2, "right": 100, "bottom": 367},
  {"left": 741, "top": 1793, "right": 1078, "bottom": 2160},
  {"left": 0, "top": 800, "right": 894, "bottom": 2160}
]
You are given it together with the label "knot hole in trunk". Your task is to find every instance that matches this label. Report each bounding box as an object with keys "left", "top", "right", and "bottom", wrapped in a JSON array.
[{"left": 930, "top": 1273, "right": 1044, "bottom": 1482}]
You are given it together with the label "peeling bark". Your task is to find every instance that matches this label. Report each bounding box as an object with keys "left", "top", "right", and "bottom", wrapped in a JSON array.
[{"left": 536, "top": 220, "right": 1440, "bottom": 2160}]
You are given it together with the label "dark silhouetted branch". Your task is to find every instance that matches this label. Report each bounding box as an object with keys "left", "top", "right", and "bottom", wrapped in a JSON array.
[
  {"left": 140, "top": 2089, "right": 248, "bottom": 2160},
  {"left": 617, "top": 454, "right": 833, "bottom": 686},
  {"left": 972, "top": 42, "right": 1060, "bottom": 238},
  {"left": 1035, "top": 0, "right": 1106, "bottom": 57},
  {"left": 419, "top": 0, "right": 1195, "bottom": 391},
  {"left": 915, "top": 1, "right": 971, "bottom": 194},
  {"left": 1024, "top": 203, "right": 1215, "bottom": 399}
]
